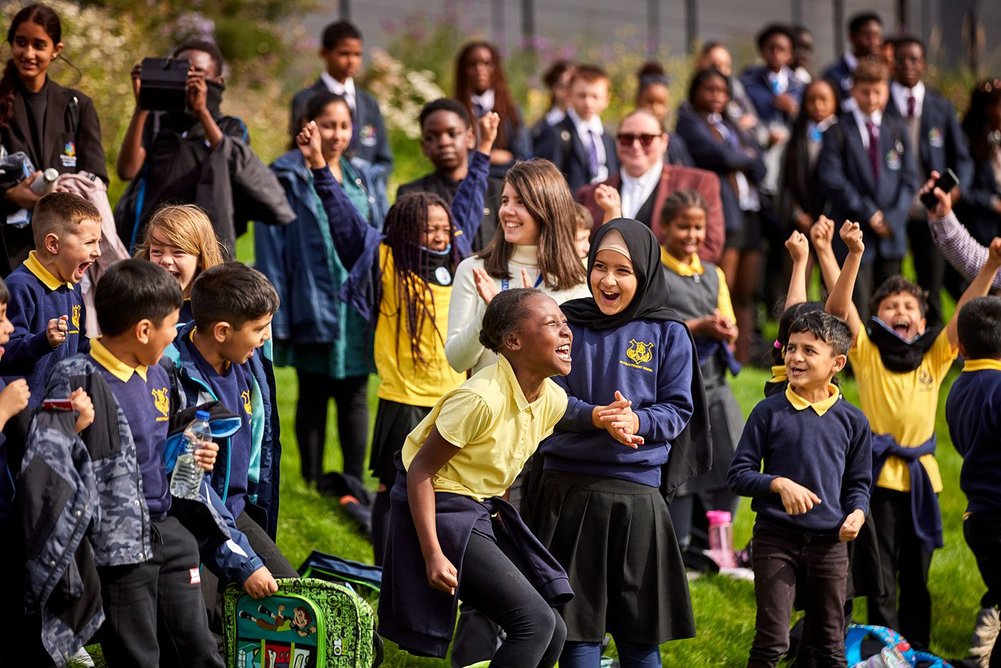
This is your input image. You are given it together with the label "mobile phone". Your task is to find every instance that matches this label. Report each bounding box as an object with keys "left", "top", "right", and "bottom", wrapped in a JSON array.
[
  {"left": 42, "top": 398, "right": 74, "bottom": 411},
  {"left": 920, "top": 168, "right": 959, "bottom": 210}
]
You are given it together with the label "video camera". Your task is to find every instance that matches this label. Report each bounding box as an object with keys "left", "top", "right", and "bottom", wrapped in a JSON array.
[{"left": 138, "top": 57, "right": 189, "bottom": 112}]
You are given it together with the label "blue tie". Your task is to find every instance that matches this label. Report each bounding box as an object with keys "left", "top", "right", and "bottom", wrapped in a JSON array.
[{"left": 587, "top": 130, "right": 600, "bottom": 178}]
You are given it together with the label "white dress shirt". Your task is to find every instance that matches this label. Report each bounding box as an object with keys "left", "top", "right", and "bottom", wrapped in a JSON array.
[
  {"left": 620, "top": 160, "right": 663, "bottom": 219},
  {"left": 567, "top": 107, "right": 608, "bottom": 182},
  {"left": 320, "top": 72, "right": 356, "bottom": 112}
]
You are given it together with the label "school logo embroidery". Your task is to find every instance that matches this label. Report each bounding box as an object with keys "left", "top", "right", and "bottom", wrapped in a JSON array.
[
  {"left": 626, "top": 339, "right": 654, "bottom": 365},
  {"left": 70, "top": 304, "right": 81, "bottom": 334},
  {"left": 918, "top": 369, "right": 933, "bottom": 388},
  {"left": 885, "top": 148, "right": 902, "bottom": 171},
  {"left": 241, "top": 389, "right": 252, "bottom": 415},
  {"left": 928, "top": 127, "right": 944, "bottom": 147},
  {"left": 60, "top": 141, "right": 77, "bottom": 168},
  {"left": 359, "top": 123, "right": 377, "bottom": 147},
  {"left": 151, "top": 387, "right": 170, "bottom": 422}
]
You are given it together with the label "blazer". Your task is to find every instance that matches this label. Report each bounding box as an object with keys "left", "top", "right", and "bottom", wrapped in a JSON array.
[
  {"left": 884, "top": 87, "right": 973, "bottom": 192},
  {"left": 740, "top": 65, "right": 806, "bottom": 127},
  {"left": 0, "top": 80, "right": 108, "bottom": 275},
  {"left": 955, "top": 156, "right": 1001, "bottom": 245},
  {"left": 576, "top": 164, "right": 726, "bottom": 263},
  {"left": 289, "top": 79, "right": 393, "bottom": 178},
  {"left": 817, "top": 112, "right": 919, "bottom": 261},
  {"left": 667, "top": 132, "right": 695, "bottom": 167},
  {"left": 674, "top": 102, "right": 767, "bottom": 238},
  {"left": 534, "top": 115, "right": 620, "bottom": 193},
  {"left": 821, "top": 55, "right": 855, "bottom": 110}
]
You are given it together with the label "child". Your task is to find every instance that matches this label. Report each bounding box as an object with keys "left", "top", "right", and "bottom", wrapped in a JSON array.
[
  {"left": 740, "top": 24, "right": 805, "bottom": 131},
  {"left": 817, "top": 216, "right": 1001, "bottom": 650},
  {"left": 816, "top": 57, "right": 918, "bottom": 318},
  {"left": 573, "top": 202, "right": 593, "bottom": 259},
  {"left": 135, "top": 203, "right": 226, "bottom": 323},
  {"left": 532, "top": 218, "right": 710, "bottom": 667},
  {"left": 258, "top": 91, "right": 385, "bottom": 485},
  {"left": 820, "top": 12, "right": 884, "bottom": 110},
  {"left": 946, "top": 294, "right": 1001, "bottom": 668},
  {"left": 658, "top": 190, "right": 743, "bottom": 553},
  {"left": 379, "top": 288, "right": 574, "bottom": 665},
  {"left": 535, "top": 64, "right": 618, "bottom": 192},
  {"left": 28, "top": 260, "right": 270, "bottom": 666},
  {"left": 634, "top": 61, "right": 694, "bottom": 166},
  {"left": 728, "top": 308, "right": 871, "bottom": 667},
  {"left": 0, "top": 4, "right": 108, "bottom": 275},
  {"left": 530, "top": 59, "right": 575, "bottom": 146},
  {"left": 398, "top": 97, "right": 503, "bottom": 252},
  {"left": 0, "top": 192, "right": 99, "bottom": 406},
  {"left": 288, "top": 20, "right": 392, "bottom": 176},
  {"left": 294, "top": 115, "right": 492, "bottom": 565}
]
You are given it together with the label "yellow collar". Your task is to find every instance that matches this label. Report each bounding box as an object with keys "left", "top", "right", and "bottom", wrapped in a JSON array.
[
  {"left": 660, "top": 248, "right": 703, "bottom": 277},
  {"left": 963, "top": 358, "right": 1001, "bottom": 373},
  {"left": 785, "top": 383, "right": 840, "bottom": 416},
  {"left": 90, "top": 338, "right": 148, "bottom": 382},
  {"left": 497, "top": 354, "right": 535, "bottom": 412},
  {"left": 769, "top": 364, "right": 787, "bottom": 383},
  {"left": 24, "top": 251, "right": 73, "bottom": 291}
]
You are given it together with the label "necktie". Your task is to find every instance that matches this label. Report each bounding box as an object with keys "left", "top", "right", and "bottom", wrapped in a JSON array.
[
  {"left": 587, "top": 130, "right": 600, "bottom": 178},
  {"left": 473, "top": 100, "right": 487, "bottom": 118},
  {"left": 907, "top": 95, "right": 916, "bottom": 118},
  {"left": 866, "top": 120, "right": 881, "bottom": 184}
]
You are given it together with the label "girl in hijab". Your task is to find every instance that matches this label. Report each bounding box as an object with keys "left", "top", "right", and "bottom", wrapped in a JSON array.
[{"left": 530, "top": 218, "right": 710, "bottom": 668}]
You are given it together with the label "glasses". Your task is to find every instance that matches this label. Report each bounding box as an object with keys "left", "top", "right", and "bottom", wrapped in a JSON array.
[{"left": 616, "top": 133, "right": 661, "bottom": 148}]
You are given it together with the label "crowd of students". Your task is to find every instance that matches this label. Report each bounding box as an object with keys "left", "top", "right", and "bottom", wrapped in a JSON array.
[{"left": 1, "top": 2, "right": 1001, "bottom": 667}]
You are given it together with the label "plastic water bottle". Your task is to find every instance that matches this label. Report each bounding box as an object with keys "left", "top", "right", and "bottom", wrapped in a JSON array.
[
  {"left": 706, "top": 510, "right": 736, "bottom": 568},
  {"left": 170, "top": 410, "right": 211, "bottom": 499}
]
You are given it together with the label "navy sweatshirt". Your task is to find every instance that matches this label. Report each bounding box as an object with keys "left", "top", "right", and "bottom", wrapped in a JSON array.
[
  {"left": 543, "top": 319, "right": 694, "bottom": 487},
  {"left": 945, "top": 362, "right": 1001, "bottom": 514},
  {"left": 1, "top": 254, "right": 88, "bottom": 405},
  {"left": 728, "top": 390, "right": 872, "bottom": 535}
]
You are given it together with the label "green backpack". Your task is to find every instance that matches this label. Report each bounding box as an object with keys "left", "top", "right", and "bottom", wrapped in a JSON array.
[{"left": 223, "top": 577, "right": 375, "bottom": 668}]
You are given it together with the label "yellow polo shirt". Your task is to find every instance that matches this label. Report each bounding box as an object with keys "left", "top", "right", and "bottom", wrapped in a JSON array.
[
  {"left": 402, "top": 355, "right": 568, "bottom": 501},
  {"left": 849, "top": 326, "right": 955, "bottom": 492}
]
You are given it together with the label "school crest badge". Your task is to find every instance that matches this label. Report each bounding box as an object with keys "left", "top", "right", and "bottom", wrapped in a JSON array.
[
  {"left": 70, "top": 304, "right": 81, "bottom": 333},
  {"left": 241, "top": 389, "right": 252, "bottom": 415},
  {"left": 152, "top": 387, "right": 170, "bottom": 421},
  {"left": 626, "top": 339, "right": 654, "bottom": 365}
]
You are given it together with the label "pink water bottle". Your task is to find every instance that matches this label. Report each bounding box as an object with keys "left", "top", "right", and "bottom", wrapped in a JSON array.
[{"left": 706, "top": 510, "right": 736, "bottom": 568}]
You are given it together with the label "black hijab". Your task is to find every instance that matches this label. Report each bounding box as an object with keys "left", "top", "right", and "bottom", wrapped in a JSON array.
[
  {"left": 561, "top": 218, "right": 679, "bottom": 329},
  {"left": 560, "top": 218, "right": 712, "bottom": 498}
]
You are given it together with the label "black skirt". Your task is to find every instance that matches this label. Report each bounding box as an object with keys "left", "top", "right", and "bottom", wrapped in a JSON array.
[
  {"left": 369, "top": 399, "right": 431, "bottom": 485},
  {"left": 530, "top": 470, "right": 695, "bottom": 644}
]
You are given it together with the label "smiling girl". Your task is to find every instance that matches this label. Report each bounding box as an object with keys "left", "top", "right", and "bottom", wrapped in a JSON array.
[
  {"left": 135, "top": 204, "right": 225, "bottom": 323},
  {"left": 0, "top": 4, "right": 107, "bottom": 276},
  {"left": 531, "top": 218, "right": 710, "bottom": 668}
]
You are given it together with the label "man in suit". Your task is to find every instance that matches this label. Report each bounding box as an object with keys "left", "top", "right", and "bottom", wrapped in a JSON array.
[
  {"left": 576, "top": 109, "right": 725, "bottom": 263},
  {"left": 288, "top": 20, "right": 392, "bottom": 178},
  {"left": 818, "top": 58, "right": 919, "bottom": 318},
  {"left": 822, "top": 12, "right": 884, "bottom": 112},
  {"left": 534, "top": 64, "right": 619, "bottom": 193},
  {"left": 885, "top": 35, "right": 974, "bottom": 326}
]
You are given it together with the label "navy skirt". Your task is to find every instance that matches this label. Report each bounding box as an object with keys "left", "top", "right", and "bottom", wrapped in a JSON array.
[{"left": 530, "top": 470, "right": 695, "bottom": 644}]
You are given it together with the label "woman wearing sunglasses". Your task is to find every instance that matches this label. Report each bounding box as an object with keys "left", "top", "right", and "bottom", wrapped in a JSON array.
[{"left": 576, "top": 109, "right": 726, "bottom": 264}]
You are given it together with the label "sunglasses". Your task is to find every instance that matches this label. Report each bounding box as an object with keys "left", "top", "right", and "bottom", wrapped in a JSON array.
[{"left": 616, "top": 133, "right": 661, "bottom": 147}]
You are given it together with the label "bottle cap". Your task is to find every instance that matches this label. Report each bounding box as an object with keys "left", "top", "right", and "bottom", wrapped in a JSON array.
[
  {"left": 43, "top": 168, "right": 59, "bottom": 182},
  {"left": 706, "top": 510, "right": 732, "bottom": 525},
  {"left": 195, "top": 410, "right": 211, "bottom": 420}
]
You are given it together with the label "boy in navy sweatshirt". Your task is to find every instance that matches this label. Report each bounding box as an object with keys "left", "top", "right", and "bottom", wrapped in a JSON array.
[
  {"left": 0, "top": 193, "right": 99, "bottom": 405},
  {"left": 729, "top": 309, "right": 871, "bottom": 668},
  {"left": 162, "top": 261, "right": 296, "bottom": 592},
  {"left": 946, "top": 295, "right": 1001, "bottom": 668}
]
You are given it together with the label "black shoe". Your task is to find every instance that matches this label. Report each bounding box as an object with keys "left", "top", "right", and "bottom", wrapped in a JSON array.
[
  {"left": 238, "top": 611, "right": 254, "bottom": 621},
  {"left": 258, "top": 605, "right": 272, "bottom": 615}
]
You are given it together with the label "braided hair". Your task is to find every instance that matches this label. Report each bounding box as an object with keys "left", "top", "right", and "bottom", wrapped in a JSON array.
[
  {"left": 1, "top": 4, "right": 61, "bottom": 129},
  {"left": 379, "top": 191, "right": 458, "bottom": 367}
]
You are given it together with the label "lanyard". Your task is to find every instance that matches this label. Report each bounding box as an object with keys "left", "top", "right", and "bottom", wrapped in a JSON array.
[{"left": 501, "top": 273, "right": 544, "bottom": 290}]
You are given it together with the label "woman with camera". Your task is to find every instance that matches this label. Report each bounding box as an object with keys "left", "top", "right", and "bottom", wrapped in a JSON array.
[{"left": 0, "top": 4, "right": 107, "bottom": 276}]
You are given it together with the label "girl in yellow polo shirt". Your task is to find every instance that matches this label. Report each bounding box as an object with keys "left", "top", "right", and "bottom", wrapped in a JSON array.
[{"left": 378, "top": 288, "right": 583, "bottom": 667}]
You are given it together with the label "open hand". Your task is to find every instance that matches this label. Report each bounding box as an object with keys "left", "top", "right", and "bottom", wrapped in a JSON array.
[
  {"left": 771, "top": 476, "right": 821, "bottom": 515},
  {"left": 594, "top": 391, "right": 644, "bottom": 448}
]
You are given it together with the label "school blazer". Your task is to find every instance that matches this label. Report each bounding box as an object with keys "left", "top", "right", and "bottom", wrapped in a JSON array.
[
  {"left": 289, "top": 79, "right": 393, "bottom": 176},
  {"left": 817, "top": 112, "right": 919, "bottom": 261},
  {"left": 884, "top": 89, "right": 973, "bottom": 192},
  {"left": 821, "top": 55, "right": 855, "bottom": 110},
  {"left": 534, "top": 115, "right": 620, "bottom": 193},
  {"left": 739, "top": 65, "right": 805, "bottom": 126},
  {"left": 955, "top": 156, "right": 1001, "bottom": 245},
  {"left": 576, "top": 164, "right": 725, "bottom": 263}
]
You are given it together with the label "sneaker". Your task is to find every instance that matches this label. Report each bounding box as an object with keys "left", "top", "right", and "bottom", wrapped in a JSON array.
[
  {"left": 970, "top": 606, "right": 1000, "bottom": 668},
  {"left": 258, "top": 604, "right": 273, "bottom": 616},
  {"left": 238, "top": 610, "right": 254, "bottom": 621},
  {"left": 70, "top": 647, "right": 95, "bottom": 667}
]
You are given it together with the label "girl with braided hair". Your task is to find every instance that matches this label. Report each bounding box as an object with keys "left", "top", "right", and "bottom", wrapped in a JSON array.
[{"left": 294, "top": 112, "right": 498, "bottom": 565}]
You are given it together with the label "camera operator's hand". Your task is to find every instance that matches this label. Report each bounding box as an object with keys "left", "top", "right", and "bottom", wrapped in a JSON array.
[
  {"left": 130, "top": 62, "right": 143, "bottom": 103},
  {"left": 186, "top": 68, "right": 208, "bottom": 115}
]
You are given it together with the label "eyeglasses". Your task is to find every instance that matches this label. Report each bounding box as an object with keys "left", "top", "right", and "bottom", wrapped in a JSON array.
[{"left": 616, "top": 133, "right": 661, "bottom": 148}]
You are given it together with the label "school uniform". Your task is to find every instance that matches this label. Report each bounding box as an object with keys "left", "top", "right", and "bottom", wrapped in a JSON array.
[
  {"left": 780, "top": 116, "right": 837, "bottom": 227},
  {"left": 886, "top": 81, "right": 974, "bottom": 326},
  {"left": 576, "top": 161, "right": 726, "bottom": 263},
  {"left": 740, "top": 65, "right": 806, "bottom": 128},
  {"left": 661, "top": 252, "right": 743, "bottom": 547},
  {"left": 817, "top": 109, "right": 919, "bottom": 318},
  {"left": 954, "top": 148, "right": 1001, "bottom": 246},
  {"left": 851, "top": 324, "right": 955, "bottom": 649},
  {"left": 821, "top": 52, "right": 859, "bottom": 112},
  {"left": 289, "top": 76, "right": 393, "bottom": 176},
  {"left": 675, "top": 102, "right": 768, "bottom": 251},
  {"left": 534, "top": 109, "right": 619, "bottom": 193},
  {"left": 666, "top": 132, "right": 695, "bottom": 167},
  {"left": 945, "top": 359, "right": 1001, "bottom": 622},
  {"left": 729, "top": 385, "right": 871, "bottom": 668},
  {"left": 0, "top": 78, "right": 107, "bottom": 276},
  {"left": 398, "top": 169, "right": 503, "bottom": 253},
  {"left": 0, "top": 252, "right": 87, "bottom": 405},
  {"left": 465, "top": 89, "right": 532, "bottom": 179}
]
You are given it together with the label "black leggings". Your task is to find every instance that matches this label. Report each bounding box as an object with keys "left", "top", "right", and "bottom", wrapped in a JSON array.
[
  {"left": 295, "top": 370, "right": 369, "bottom": 482},
  {"left": 460, "top": 532, "right": 567, "bottom": 668}
]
